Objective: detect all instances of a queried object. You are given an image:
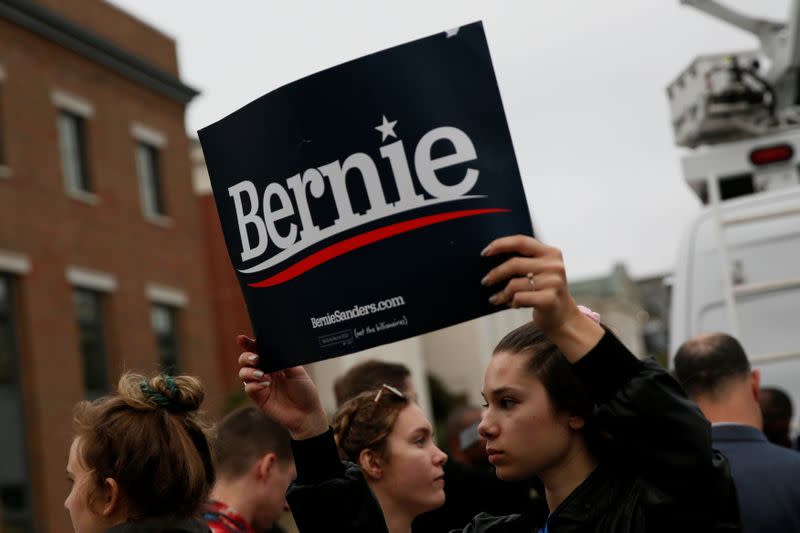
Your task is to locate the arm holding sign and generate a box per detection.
[238,336,328,441]
[238,337,388,533]
[481,235,738,530]
[479,234,605,361]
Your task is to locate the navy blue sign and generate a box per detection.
[198,21,533,371]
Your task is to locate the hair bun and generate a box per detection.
[332,388,408,462]
[118,373,204,413]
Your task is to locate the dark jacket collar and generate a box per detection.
[546,462,622,529]
[711,424,768,443]
[510,463,620,531]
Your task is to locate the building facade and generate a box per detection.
[569,262,654,359]
[0,1,222,530]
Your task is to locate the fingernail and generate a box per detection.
[481,275,490,286]
[261,381,271,388]
[248,354,258,362]
[480,245,491,257]
[488,294,499,305]
[253,370,264,379]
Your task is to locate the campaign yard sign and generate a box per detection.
[198,21,533,371]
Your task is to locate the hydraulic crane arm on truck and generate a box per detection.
[668,1,800,387]
[685,0,800,111]
[681,0,796,81]
[671,0,800,147]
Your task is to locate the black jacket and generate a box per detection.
[412,460,544,532]
[286,331,741,533]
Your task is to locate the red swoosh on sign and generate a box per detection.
[247,207,511,288]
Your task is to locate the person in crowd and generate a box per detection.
[326,385,447,532]
[334,360,536,531]
[674,333,800,533]
[444,407,486,467]
[239,235,740,532]
[205,406,295,533]
[65,373,214,533]
[334,359,417,405]
[758,386,794,448]
[412,406,543,532]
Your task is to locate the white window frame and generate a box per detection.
[66,266,117,293]
[132,123,171,226]
[131,123,167,149]
[51,89,94,118]
[52,89,97,204]
[145,282,188,308]
[0,250,31,275]
[0,64,9,179]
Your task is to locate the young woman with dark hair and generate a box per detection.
[64,373,215,533]
[239,235,740,533]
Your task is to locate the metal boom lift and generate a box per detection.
[668,1,800,367]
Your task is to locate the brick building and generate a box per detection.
[192,141,253,398]
[0,1,223,530]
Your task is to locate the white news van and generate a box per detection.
[669,135,800,397]
[667,2,800,411]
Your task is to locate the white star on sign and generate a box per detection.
[375,115,398,142]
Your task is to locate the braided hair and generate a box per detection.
[332,387,409,462]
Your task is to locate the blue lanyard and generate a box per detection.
[537,516,551,533]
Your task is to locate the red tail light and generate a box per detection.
[749,144,794,166]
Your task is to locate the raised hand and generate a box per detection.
[481,235,604,362]
[238,335,329,440]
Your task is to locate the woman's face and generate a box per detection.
[378,403,448,516]
[478,351,578,481]
[64,438,114,533]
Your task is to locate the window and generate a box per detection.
[136,142,165,216]
[0,65,7,177]
[145,283,186,374]
[0,274,34,532]
[0,277,14,384]
[58,110,91,194]
[52,89,93,197]
[131,123,168,221]
[152,304,180,374]
[67,267,114,398]
[73,289,109,398]
[0,78,7,174]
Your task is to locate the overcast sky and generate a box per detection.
[109,0,789,280]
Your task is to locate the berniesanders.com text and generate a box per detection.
[310,296,406,329]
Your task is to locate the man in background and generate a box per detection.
[674,332,800,533]
[205,406,295,533]
[759,386,794,448]
[334,359,416,405]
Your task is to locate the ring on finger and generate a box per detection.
[526,272,535,288]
